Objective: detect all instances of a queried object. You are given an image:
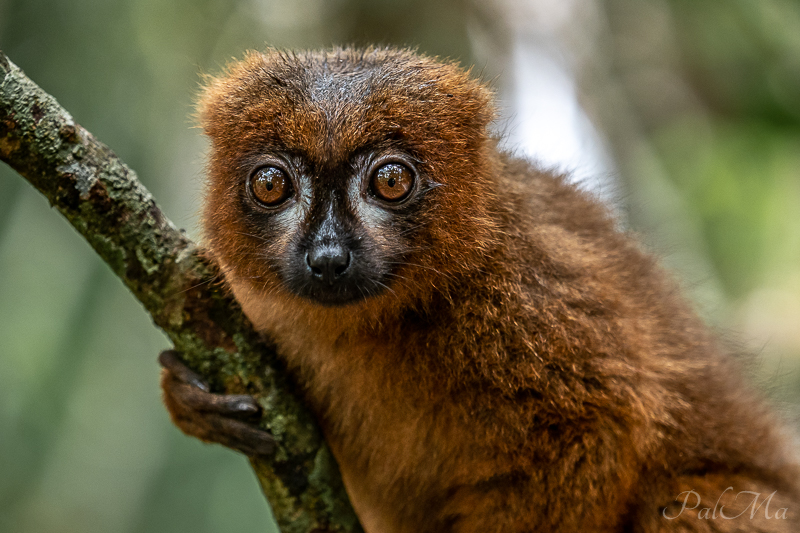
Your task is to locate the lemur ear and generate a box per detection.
[196,51,279,148]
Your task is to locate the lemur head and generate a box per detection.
[199,48,497,311]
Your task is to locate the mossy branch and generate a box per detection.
[0,51,362,533]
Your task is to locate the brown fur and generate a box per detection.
[196,47,799,532]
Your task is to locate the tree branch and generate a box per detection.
[0,51,361,533]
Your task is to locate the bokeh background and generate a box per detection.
[1,0,799,532]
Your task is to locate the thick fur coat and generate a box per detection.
[192,48,799,532]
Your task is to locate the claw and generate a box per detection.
[159,350,210,392]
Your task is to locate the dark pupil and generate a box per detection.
[388,177,396,188]
[265,180,274,191]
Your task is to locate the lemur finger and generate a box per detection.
[206,414,276,456]
[158,350,210,392]
[170,381,262,417]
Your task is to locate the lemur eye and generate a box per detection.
[249,166,292,207]
[370,163,414,202]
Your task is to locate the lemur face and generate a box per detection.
[199,48,496,309]
[235,145,438,306]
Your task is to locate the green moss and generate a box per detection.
[1,51,361,532]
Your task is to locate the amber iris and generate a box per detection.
[371,163,414,202]
[250,166,292,206]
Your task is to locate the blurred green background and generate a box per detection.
[1,0,798,532]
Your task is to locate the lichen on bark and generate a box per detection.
[0,50,362,533]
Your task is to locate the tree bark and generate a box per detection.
[0,51,362,533]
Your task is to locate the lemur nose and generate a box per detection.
[306,246,351,285]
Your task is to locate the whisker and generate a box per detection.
[234,231,272,243]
